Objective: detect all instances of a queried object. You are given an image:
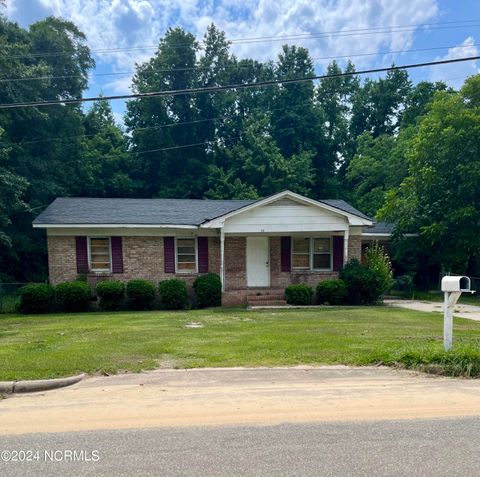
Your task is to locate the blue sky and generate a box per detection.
[5,0,480,124]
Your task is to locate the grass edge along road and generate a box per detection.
[1,306,480,381]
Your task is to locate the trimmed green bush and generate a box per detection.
[340,259,384,305]
[56,281,91,312]
[159,279,188,310]
[193,273,222,308]
[285,284,313,306]
[19,283,55,314]
[316,279,347,305]
[96,280,125,311]
[126,279,156,310]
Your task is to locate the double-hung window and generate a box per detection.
[292,238,310,270]
[312,238,331,269]
[176,238,197,273]
[89,237,111,272]
[292,237,332,271]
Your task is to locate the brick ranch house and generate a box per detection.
[33,190,388,306]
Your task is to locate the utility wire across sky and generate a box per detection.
[0,42,478,84]
[0,55,478,110]
[1,18,479,59]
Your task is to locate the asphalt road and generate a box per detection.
[1,417,480,477]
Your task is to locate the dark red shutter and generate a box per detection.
[280,236,291,272]
[198,237,209,273]
[111,236,124,273]
[164,237,175,273]
[75,236,89,274]
[333,236,344,271]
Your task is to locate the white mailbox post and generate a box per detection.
[441,276,475,351]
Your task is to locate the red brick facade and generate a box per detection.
[47,235,220,291]
[47,233,362,304]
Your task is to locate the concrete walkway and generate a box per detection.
[384,299,480,321]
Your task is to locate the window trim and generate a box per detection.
[291,236,333,272]
[87,236,112,273]
[175,237,198,274]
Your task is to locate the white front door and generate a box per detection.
[246,237,270,287]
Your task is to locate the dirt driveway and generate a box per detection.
[1,366,480,435]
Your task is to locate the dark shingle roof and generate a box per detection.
[320,200,371,221]
[33,197,255,226]
[362,221,394,234]
[33,196,372,226]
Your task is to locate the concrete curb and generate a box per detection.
[0,373,85,395]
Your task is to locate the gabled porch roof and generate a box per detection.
[201,190,374,229]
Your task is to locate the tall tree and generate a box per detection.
[126,28,204,198]
[0,16,94,281]
[80,99,137,197]
[316,60,360,185]
[346,129,412,216]
[0,128,28,248]
[350,68,411,139]
[206,116,314,198]
[271,45,330,196]
[380,75,480,273]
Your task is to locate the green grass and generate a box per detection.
[0,294,20,314]
[1,306,480,381]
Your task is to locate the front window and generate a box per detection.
[292,237,332,271]
[313,238,331,269]
[176,238,197,273]
[89,237,111,272]
[292,238,310,270]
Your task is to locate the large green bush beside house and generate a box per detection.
[55,281,91,312]
[159,279,188,310]
[19,283,55,314]
[96,280,125,311]
[285,284,314,306]
[126,279,156,310]
[316,279,348,305]
[193,273,222,308]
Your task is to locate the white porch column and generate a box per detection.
[343,228,349,265]
[220,228,225,292]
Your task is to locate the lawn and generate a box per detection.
[1,306,480,381]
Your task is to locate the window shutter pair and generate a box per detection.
[164,237,209,273]
[280,236,344,272]
[75,236,123,274]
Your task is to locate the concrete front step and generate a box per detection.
[247,294,285,302]
[249,300,288,307]
[247,290,287,307]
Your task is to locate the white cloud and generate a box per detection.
[430,36,479,89]
[7,0,440,93]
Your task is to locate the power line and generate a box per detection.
[1,42,478,84]
[9,70,473,148]
[18,98,318,145]
[2,19,479,60]
[0,55,478,110]
[20,116,220,144]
